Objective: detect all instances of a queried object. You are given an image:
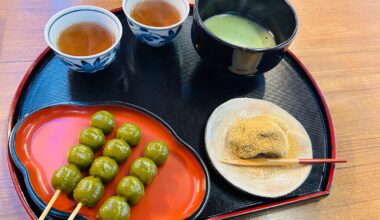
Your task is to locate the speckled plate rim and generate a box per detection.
[9,101,210,220]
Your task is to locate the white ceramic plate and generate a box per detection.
[205,98,312,198]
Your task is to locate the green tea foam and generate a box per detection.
[204,14,276,49]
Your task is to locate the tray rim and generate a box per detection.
[6,7,336,220]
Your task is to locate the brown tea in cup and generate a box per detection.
[131,0,180,27]
[58,22,115,56]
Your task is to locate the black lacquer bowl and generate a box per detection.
[192,0,298,75]
[7,7,335,219]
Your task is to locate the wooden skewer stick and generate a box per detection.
[38,189,61,220]
[68,202,83,220]
[220,158,347,166]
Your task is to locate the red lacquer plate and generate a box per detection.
[9,103,210,220]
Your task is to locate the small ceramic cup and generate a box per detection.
[122,0,190,47]
[44,6,123,73]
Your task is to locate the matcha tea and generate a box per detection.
[204,14,276,49]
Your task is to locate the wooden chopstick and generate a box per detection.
[220,158,347,166]
[299,158,347,164]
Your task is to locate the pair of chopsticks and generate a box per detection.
[220,158,347,166]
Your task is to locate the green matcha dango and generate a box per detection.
[79,127,105,151]
[116,123,141,146]
[90,110,115,134]
[143,141,169,166]
[130,157,157,185]
[67,144,94,170]
[98,196,130,220]
[116,176,144,205]
[103,139,131,164]
[51,164,82,194]
[89,156,119,183]
[73,176,104,207]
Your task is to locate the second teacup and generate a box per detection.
[122,0,190,47]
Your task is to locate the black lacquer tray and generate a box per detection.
[7,7,336,219]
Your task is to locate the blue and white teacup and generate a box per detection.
[44,6,123,73]
[122,0,190,47]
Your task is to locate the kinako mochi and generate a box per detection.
[227,115,289,159]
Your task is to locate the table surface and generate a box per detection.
[1,0,379,219]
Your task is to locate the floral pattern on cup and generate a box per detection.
[127,19,182,46]
[56,44,120,73]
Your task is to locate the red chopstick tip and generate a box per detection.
[299,158,347,164]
